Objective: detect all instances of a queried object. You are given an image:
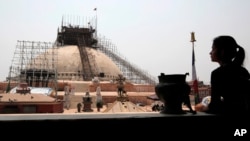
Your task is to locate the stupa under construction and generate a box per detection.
[6,16,157,91]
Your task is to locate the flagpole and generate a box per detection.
[94,8,97,39]
[190,32,200,105]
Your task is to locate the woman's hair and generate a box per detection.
[213,35,245,66]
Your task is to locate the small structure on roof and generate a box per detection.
[15,83,31,94]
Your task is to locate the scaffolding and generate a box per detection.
[56,16,98,81]
[7,15,157,87]
[56,16,157,84]
[8,41,58,89]
[97,35,157,85]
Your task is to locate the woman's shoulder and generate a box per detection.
[212,64,250,78]
[240,65,250,72]
[238,66,250,78]
[217,64,249,72]
[211,66,226,75]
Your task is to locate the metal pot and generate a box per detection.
[155,73,190,114]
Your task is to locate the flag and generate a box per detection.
[192,46,200,104]
[191,32,200,104]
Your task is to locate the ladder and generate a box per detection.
[77,36,94,81]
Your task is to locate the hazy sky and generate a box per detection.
[0,0,250,84]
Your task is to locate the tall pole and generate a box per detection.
[94,8,97,39]
[190,32,200,104]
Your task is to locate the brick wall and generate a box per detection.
[0,82,18,93]
[89,82,155,92]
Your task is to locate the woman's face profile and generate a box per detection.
[210,45,219,63]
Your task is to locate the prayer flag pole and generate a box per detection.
[190,32,200,104]
[93,7,97,39]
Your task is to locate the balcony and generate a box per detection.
[0,112,248,138]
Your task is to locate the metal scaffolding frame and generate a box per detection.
[7,15,157,87]
[8,41,58,88]
[97,35,157,85]
[55,15,157,84]
[56,16,98,81]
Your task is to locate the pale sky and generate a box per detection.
[0,0,250,84]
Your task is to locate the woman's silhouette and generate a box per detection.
[197,35,250,115]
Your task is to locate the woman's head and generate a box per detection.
[209,35,245,66]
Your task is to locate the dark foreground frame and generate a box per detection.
[0,112,249,139]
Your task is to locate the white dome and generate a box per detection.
[56,46,122,80]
